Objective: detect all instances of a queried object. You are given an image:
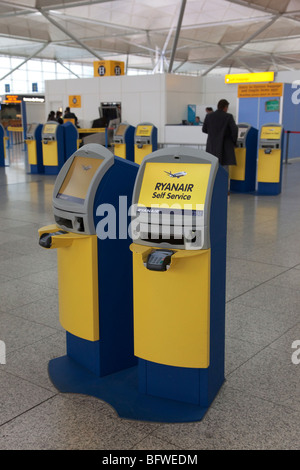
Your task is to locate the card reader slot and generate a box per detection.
[54,215,73,229]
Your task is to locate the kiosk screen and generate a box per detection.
[43,124,57,134]
[136,126,152,137]
[137,161,211,216]
[260,127,281,140]
[238,128,246,139]
[27,124,34,135]
[57,156,103,204]
[115,124,127,136]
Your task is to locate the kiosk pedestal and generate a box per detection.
[0,124,8,167]
[256,123,284,195]
[230,123,258,193]
[129,146,228,421]
[26,123,43,174]
[134,122,157,165]
[39,143,139,386]
[42,121,65,175]
[113,123,135,161]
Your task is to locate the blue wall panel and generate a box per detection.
[282,84,300,159]
[238,97,259,128]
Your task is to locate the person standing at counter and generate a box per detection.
[202,99,237,169]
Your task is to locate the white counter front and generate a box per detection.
[164,125,207,148]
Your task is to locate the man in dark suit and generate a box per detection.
[202,99,238,168]
[63,107,79,127]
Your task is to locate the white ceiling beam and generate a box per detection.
[168,0,187,73]
[55,58,81,78]
[201,14,280,76]
[0,42,49,81]
[38,8,104,60]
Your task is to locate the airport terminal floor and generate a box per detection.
[0,144,300,450]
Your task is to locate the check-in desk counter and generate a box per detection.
[164,124,208,149]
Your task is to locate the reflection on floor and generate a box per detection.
[0,145,300,449]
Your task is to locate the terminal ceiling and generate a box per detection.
[1,0,300,75]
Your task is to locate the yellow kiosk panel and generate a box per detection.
[230,148,246,181]
[257,149,281,183]
[27,140,37,165]
[137,162,211,213]
[42,141,58,166]
[131,244,210,368]
[57,156,103,203]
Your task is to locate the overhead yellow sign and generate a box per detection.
[69,95,81,108]
[93,60,124,77]
[137,162,211,213]
[225,72,274,84]
[238,83,283,98]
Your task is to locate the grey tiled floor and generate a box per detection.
[0,147,299,450]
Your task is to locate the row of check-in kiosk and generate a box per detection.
[0,119,284,196]
[35,119,285,423]
[0,120,158,175]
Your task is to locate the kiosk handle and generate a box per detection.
[39,230,68,249]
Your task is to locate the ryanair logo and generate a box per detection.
[164,170,187,178]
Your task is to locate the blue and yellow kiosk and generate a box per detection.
[42,121,65,174]
[42,120,78,174]
[134,122,157,165]
[256,123,284,195]
[39,143,138,385]
[0,123,8,167]
[229,123,258,193]
[113,122,135,161]
[25,123,43,174]
[129,146,228,421]
[62,121,79,161]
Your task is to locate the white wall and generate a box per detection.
[25,102,45,124]
[45,74,168,142]
[44,73,244,145]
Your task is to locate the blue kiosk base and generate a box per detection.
[48,356,213,423]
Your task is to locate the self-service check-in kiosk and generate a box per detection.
[42,121,65,174]
[0,123,8,167]
[229,123,258,193]
[134,122,157,165]
[25,123,43,174]
[113,123,135,161]
[129,146,228,422]
[38,143,139,388]
[63,121,79,161]
[256,123,284,195]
